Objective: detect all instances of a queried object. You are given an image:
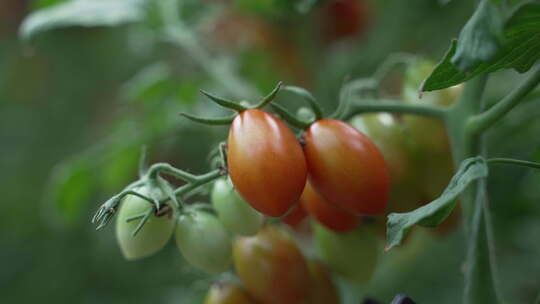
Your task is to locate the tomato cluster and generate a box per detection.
[227,109,390,229]
[205,225,340,304]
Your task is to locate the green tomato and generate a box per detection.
[211,178,265,236]
[115,186,176,261]
[313,222,379,285]
[350,113,423,213]
[402,58,461,200]
[175,208,232,274]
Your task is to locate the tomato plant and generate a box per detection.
[211,177,265,236]
[228,109,308,217]
[303,119,390,215]
[299,181,359,232]
[175,207,232,274]
[115,186,176,261]
[232,225,311,304]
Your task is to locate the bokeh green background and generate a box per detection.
[1,0,539,303]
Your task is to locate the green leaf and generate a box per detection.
[20,0,147,40]
[386,157,489,250]
[451,0,504,72]
[422,2,540,91]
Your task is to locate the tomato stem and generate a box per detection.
[282,85,324,120]
[200,89,248,112]
[179,112,235,125]
[341,102,447,120]
[487,158,540,170]
[271,103,311,129]
[252,81,283,109]
[467,65,540,135]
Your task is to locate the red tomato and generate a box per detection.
[321,0,370,42]
[282,203,308,228]
[303,119,390,215]
[233,226,311,304]
[300,182,359,232]
[228,109,307,217]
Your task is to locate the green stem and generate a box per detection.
[341,101,447,121]
[252,82,282,109]
[167,169,225,203]
[147,163,197,182]
[487,158,540,170]
[282,85,324,120]
[271,103,311,129]
[199,89,247,112]
[467,65,540,135]
[179,112,235,126]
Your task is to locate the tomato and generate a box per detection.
[300,182,359,232]
[233,226,311,304]
[303,119,390,215]
[282,203,308,228]
[313,223,378,284]
[204,281,258,304]
[115,186,176,261]
[228,109,307,217]
[175,208,232,273]
[349,113,424,213]
[211,177,265,236]
[402,59,461,200]
[307,260,340,304]
[320,0,370,42]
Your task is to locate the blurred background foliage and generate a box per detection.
[1,0,539,303]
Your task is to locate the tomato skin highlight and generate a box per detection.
[204,281,258,304]
[300,182,359,232]
[303,119,390,215]
[115,186,176,261]
[228,109,308,217]
[233,226,311,304]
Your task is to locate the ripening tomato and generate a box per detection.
[211,177,265,236]
[228,109,307,217]
[320,0,370,42]
[175,208,232,273]
[233,226,311,304]
[115,186,176,261]
[349,113,424,214]
[313,223,378,285]
[303,119,390,215]
[402,59,461,200]
[204,281,259,304]
[307,260,340,304]
[300,182,359,232]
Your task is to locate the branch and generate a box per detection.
[341,100,447,121]
[467,65,540,134]
[487,158,540,170]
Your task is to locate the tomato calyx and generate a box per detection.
[179,82,283,126]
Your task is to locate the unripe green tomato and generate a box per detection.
[402,58,461,200]
[349,113,424,213]
[313,222,378,285]
[211,177,265,236]
[204,281,259,304]
[115,186,176,261]
[296,107,315,123]
[175,208,232,274]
